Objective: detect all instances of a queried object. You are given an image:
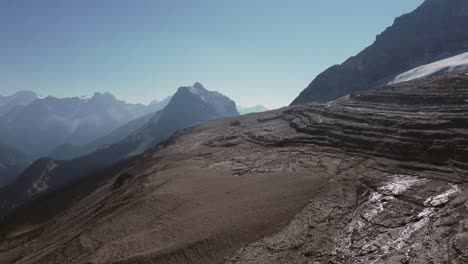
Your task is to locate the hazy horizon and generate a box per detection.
[1,0,424,108]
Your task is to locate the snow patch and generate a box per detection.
[393,214,431,250]
[361,175,425,222]
[417,208,434,218]
[389,52,468,84]
[424,184,460,206]
[379,175,426,195]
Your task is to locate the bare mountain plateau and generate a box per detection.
[1,73,468,263]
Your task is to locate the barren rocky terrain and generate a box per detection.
[1,73,468,263]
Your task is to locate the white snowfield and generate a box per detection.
[389,52,468,84]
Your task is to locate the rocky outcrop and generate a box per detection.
[292,0,468,105]
[1,73,468,263]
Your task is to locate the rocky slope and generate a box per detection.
[292,0,468,104]
[1,73,468,263]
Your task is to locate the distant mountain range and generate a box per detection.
[49,111,156,160]
[0,91,167,159]
[237,105,269,115]
[0,82,238,212]
[0,91,38,117]
[292,0,468,104]
[50,96,172,160]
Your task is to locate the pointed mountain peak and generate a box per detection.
[169,82,239,117]
[193,82,206,90]
[175,82,208,96]
[91,91,117,102]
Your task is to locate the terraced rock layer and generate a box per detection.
[1,73,468,263]
[227,73,468,263]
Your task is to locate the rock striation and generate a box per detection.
[1,73,468,263]
[227,72,468,263]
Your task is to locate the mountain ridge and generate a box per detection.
[292,0,468,104]
[0,83,239,215]
[0,91,161,159]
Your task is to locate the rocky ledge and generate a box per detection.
[1,73,468,264]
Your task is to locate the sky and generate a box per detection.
[0,0,424,109]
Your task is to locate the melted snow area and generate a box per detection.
[389,52,468,84]
[334,174,462,261]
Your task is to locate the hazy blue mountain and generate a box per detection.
[50,111,156,160]
[120,82,239,155]
[0,91,38,117]
[0,143,29,188]
[292,0,468,104]
[0,83,238,211]
[148,96,171,112]
[0,92,158,159]
[238,105,269,115]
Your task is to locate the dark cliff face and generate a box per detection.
[292,0,468,105]
[1,73,468,263]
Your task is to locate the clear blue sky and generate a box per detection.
[1,0,424,108]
